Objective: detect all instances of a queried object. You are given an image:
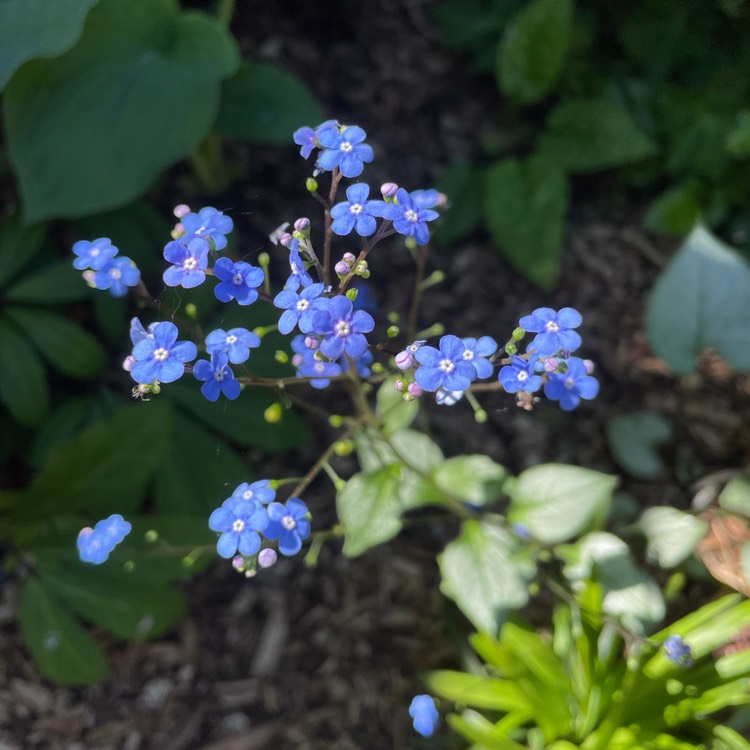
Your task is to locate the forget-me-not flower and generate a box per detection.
[312,295,374,360]
[543,356,599,410]
[205,327,261,364]
[94,256,140,297]
[213,257,264,305]
[461,336,498,379]
[209,498,269,558]
[163,237,210,288]
[193,351,241,402]
[409,695,439,737]
[73,237,118,271]
[274,283,330,335]
[264,498,311,556]
[414,335,476,392]
[498,355,542,393]
[331,184,386,237]
[520,307,583,356]
[130,321,198,384]
[181,207,233,250]
[383,188,439,246]
[316,125,374,178]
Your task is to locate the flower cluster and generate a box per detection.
[77,514,132,564]
[73,237,140,297]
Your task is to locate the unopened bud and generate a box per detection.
[171,223,185,239]
[258,548,278,568]
[474,408,488,424]
[343,252,356,263]
[173,204,190,218]
[583,359,595,374]
[82,270,96,286]
[231,555,245,571]
[405,236,417,250]
[543,357,559,373]
[304,335,320,350]
[294,217,310,231]
[334,260,350,276]
[394,379,406,392]
[346,288,358,302]
[354,261,368,276]
[395,350,414,370]
[279,232,292,248]
[381,182,398,197]
[435,192,449,209]
[122,355,136,372]
[185,303,198,319]
[292,353,304,368]
[264,402,283,423]
[386,325,400,338]
[333,439,354,456]
[407,382,423,398]
[512,327,525,341]
[329,414,344,428]
[306,177,319,192]
[505,342,518,355]
[258,251,270,269]
[274,350,289,364]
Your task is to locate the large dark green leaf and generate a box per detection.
[4,0,239,220]
[6,306,106,378]
[0,0,98,90]
[433,162,485,247]
[538,97,657,173]
[0,212,46,289]
[645,225,750,374]
[19,577,108,685]
[498,0,573,104]
[0,315,49,426]
[217,62,324,144]
[485,153,568,290]
[6,259,94,303]
[606,411,673,479]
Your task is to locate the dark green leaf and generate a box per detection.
[645,225,750,374]
[433,455,507,506]
[30,396,99,468]
[642,182,704,236]
[0,315,49,426]
[538,97,657,172]
[0,212,46,289]
[0,0,98,90]
[6,259,94,303]
[4,0,239,220]
[498,0,573,104]
[433,162,485,246]
[727,111,750,157]
[607,411,673,479]
[19,577,108,685]
[217,62,323,144]
[439,519,535,633]
[485,153,568,290]
[6,306,106,378]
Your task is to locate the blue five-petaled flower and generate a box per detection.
[414,335,477,392]
[193,350,241,402]
[312,296,374,360]
[180,207,233,250]
[520,307,582,356]
[383,188,439,246]
[205,327,261,364]
[316,125,374,178]
[130,321,197,384]
[331,184,385,237]
[264,498,311,556]
[209,497,270,558]
[163,237,210,288]
[213,256,264,305]
[274,283,330,335]
[543,356,599,411]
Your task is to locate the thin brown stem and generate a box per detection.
[323,169,343,286]
[407,244,428,340]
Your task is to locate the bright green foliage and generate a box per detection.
[646,226,750,374]
[719,471,750,516]
[607,411,673,479]
[640,507,708,569]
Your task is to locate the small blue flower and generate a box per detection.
[93,256,140,297]
[213,256,264,305]
[209,497,269,558]
[317,125,374,178]
[543,356,599,411]
[229,480,276,506]
[264,498,311,556]
[193,350,241,402]
[461,336,498,379]
[130,321,198,384]
[520,307,583,356]
[414,335,476,392]
[410,189,440,209]
[498,355,542,394]
[383,188,439,246]
[409,695,439,737]
[163,237,210,288]
[205,327,261,364]
[312,295,375,360]
[73,237,118,271]
[274,283,330,335]
[293,120,338,159]
[181,207,233,250]
[663,635,693,667]
[512,522,532,541]
[291,336,343,389]
[77,514,132,565]
[331,184,386,237]
[285,239,314,291]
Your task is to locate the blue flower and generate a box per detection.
[498,355,542,394]
[193,351,241,402]
[317,125,374,178]
[331,184,386,237]
[213,256,264,305]
[410,189,440,209]
[409,695,439,737]
[163,237,210,288]
[519,307,583,356]
[130,321,198,384]
[129,317,158,346]
[93,256,140,297]
[285,239,314,291]
[274,283,330,335]
[264,498,311,556]
[291,336,343,389]
[209,497,269,558]
[312,295,374,360]
[461,336,498,379]
[181,207,233,250]
[383,188,439,245]
[228,480,276,506]
[77,514,132,565]
[205,327,261,364]
[414,335,477,392]
[73,237,118,271]
[543,357,599,411]
[293,120,338,159]
[663,635,693,667]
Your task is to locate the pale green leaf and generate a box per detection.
[640,506,708,568]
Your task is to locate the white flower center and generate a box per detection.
[153,347,170,362]
[462,350,475,360]
[226,335,238,345]
[91,248,100,257]
[339,141,353,153]
[243,489,254,500]
[214,369,225,382]
[282,515,297,531]
[296,299,310,312]
[232,518,246,533]
[518,370,529,382]
[350,203,363,215]
[405,209,419,223]
[564,377,575,389]
[184,257,198,271]
[335,320,351,337]
[314,362,326,373]
[232,273,244,286]
[439,358,455,374]
[110,268,122,280]
[545,320,560,333]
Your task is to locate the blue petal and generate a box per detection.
[278,530,302,556]
[216,531,238,558]
[238,530,261,555]
[209,507,233,531]
[414,366,442,391]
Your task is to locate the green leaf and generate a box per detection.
[6,306,106,378]
[0,315,49,426]
[606,411,673,479]
[438,519,535,633]
[448,709,528,750]
[30,396,99,468]
[498,0,573,105]
[356,427,443,474]
[217,61,323,144]
[433,455,508,507]
[0,0,98,90]
[6,259,94,303]
[719,471,750,515]
[640,507,708,568]
[727,111,750,157]
[645,225,750,374]
[18,403,171,522]
[424,670,530,712]
[538,97,657,173]
[153,411,248,515]
[484,153,568,290]
[642,182,703,236]
[561,532,665,632]
[39,568,185,640]
[19,577,108,685]
[508,464,616,544]
[375,377,419,435]
[433,162,485,246]
[4,0,240,221]
[0,212,46,289]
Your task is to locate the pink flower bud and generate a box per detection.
[543,357,559,373]
[258,548,278,568]
[583,359,595,374]
[294,217,311,231]
[122,355,136,372]
[334,260,350,276]
[381,182,398,197]
[408,382,423,398]
[304,336,320,350]
[395,350,415,370]
[343,252,356,263]
[231,555,245,570]
[279,232,293,247]
[394,379,406,392]
[173,204,190,218]
[292,354,304,367]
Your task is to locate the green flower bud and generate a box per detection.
[306,177,318,192]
